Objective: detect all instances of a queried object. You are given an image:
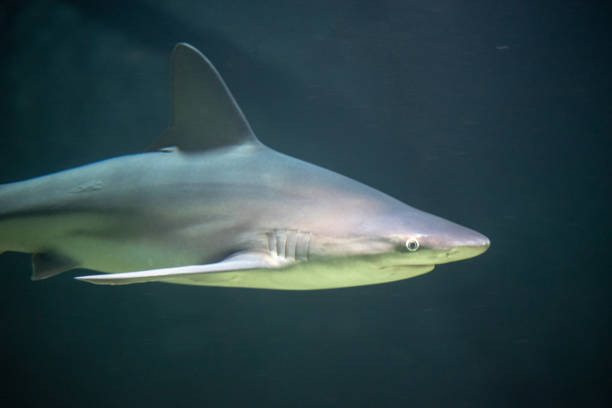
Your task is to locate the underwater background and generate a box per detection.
[0,0,610,407]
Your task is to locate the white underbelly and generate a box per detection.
[160,259,435,290]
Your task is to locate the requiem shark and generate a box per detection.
[0,43,490,290]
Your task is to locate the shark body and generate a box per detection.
[0,43,489,289]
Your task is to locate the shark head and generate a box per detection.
[289,179,490,278]
[253,196,491,289]
[377,204,491,267]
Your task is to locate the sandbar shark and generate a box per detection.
[0,43,490,290]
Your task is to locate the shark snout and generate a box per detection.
[443,228,490,262]
[459,230,490,249]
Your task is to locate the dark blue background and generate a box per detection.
[1,1,610,406]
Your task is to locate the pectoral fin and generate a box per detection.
[75,253,284,286]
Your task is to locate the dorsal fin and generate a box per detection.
[148,43,260,152]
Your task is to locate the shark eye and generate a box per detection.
[405,238,419,252]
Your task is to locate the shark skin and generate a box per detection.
[0,43,490,290]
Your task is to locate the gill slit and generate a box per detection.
[266,229,312,262]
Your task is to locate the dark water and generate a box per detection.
[1,1,610,406]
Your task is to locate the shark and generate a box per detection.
[0,43,490,290]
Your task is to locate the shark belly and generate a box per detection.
[158,259,435,290]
